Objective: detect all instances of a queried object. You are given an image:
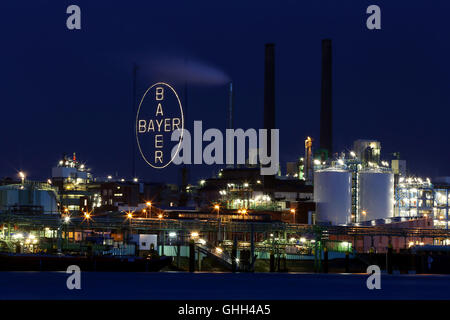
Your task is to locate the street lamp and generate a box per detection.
[361,210,367,222]
[124,210,134,241]
[158,213,163,230]
[290,208,296,224]
[18,171,25,184]
[146,201,152,218]
[82,210,92,225]
[191,232,199,239]
[214,204,220,219]
[214,204,221,244]
[62,207,71,225]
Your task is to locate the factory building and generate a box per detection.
[395,177,433,218]
[93,181,139,211]
[391,159,407,177]
[434,180,450,229]
[286,161,300,178]
[51,153,96,214]
[395,176,450,229]
[89,179,180,213]
[197,166,314,224]
[48,153,182,215]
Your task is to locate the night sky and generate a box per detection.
[1,1,449,184]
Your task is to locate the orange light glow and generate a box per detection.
[82,210,93,223]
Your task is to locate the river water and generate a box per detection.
[0,272,449,300]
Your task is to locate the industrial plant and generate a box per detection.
[0,39,449,275]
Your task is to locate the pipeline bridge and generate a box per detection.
[1,214,450,239]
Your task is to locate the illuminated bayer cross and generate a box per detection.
[136,82,184,169]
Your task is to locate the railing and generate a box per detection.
[196,241,233,267]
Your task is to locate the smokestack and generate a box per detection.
[263,43,276,186]
[228,82,234,130]
[227,82,234,168]
[320,39,332,157]
[132,63,138,179]
[264,44,275,134]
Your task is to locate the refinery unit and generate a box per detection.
[313,143,395,226]
[309,139,449,230]
[0,39,449,274]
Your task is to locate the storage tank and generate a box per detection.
[0,183,58,214]
[358,170,394,221]
[314,168,352,225]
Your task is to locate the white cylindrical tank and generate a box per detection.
[314,169,352,225]
[0,184,58,214]
[358,170,394,221]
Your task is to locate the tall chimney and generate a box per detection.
[227,82,234,168]
[132,63,138,179]
[228,82,234,130]
[320,39,332,157]
[263,43,276,185]
[264,43,275,134]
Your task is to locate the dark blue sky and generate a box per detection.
[1,0,449,184]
